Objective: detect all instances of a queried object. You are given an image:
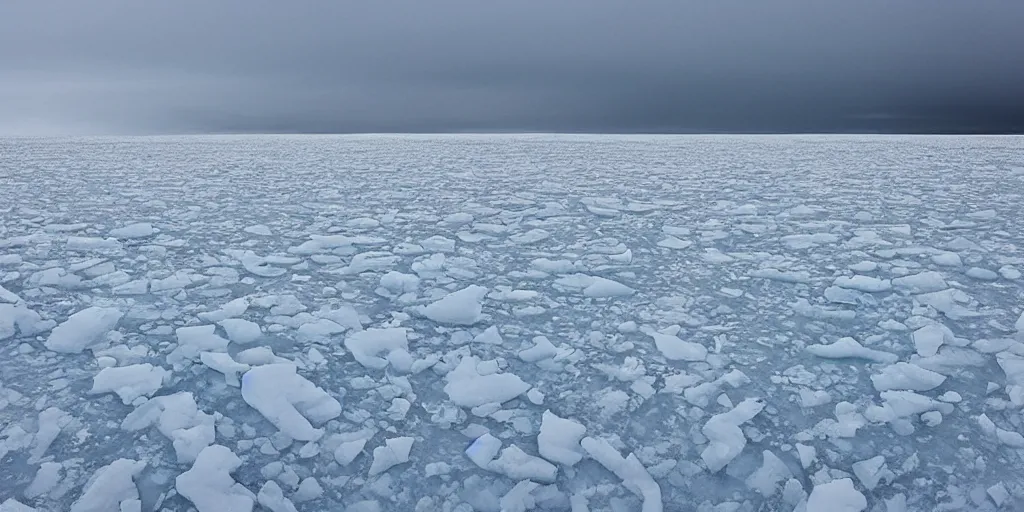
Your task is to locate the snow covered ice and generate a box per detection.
[2,134,1024,510]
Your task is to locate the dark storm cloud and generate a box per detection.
[1,0,1022,134]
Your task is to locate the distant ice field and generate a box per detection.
[1,135,1023,511]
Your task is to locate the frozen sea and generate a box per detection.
[1,134,1023,512]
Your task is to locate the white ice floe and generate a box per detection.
[700,398,765,472]
[257,481,298,512]
[519,336,559,363]
[198,297,250,322]
[244,224,272,236]
[344,327,408,370]
[657,236,692,249]
[168,325,230,366]
[0,304,54,340]
[45,306,123,353]
[911,323,953,357]
[833,275,891,293]
[806,478,866,512]
[379,271,421,294]
[474,325,504,345]
[745,451,791,497]
[241,363,342,441]
[176,445,255,512]
[852,456,894,491]
[891,271,947,293]
[418,285,489,325]
[488,444,558,483]
[444,355,531,407]
[121,392,215,463]
[870,363,946,391]
[89,363,169,404]
[69,459,145,512]
[334,438,368,466]
[218,318,262,344]
[581,436,662,512]
[200,352,251,386]
[368,437,415,476]
[805,337,897,364]
[537,410,587,466]
[109,222,155,239]
[648,329,707,362]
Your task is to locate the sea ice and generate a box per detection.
[45,306,123,353]
[89,363,169,404]
[241,363,342,441]
[175,445,255,512]
[418,285,489,325]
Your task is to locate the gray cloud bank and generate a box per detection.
[2,0,1022,135]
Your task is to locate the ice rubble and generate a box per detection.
[368,436,415,476]
[443,354,531,407]
[89,363,169,404]
[806,478,866,512]
[121,392,216,463]
[700,398,766,472]
[418,285,489,325]
[240,363,342,441]
[537,410,587,466]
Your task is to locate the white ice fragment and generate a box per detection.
[443,355,531,407]
[244,224,272,236]
[805,337,898,364]
[70,459,146,512]
[241,363,341,441]
[799,389,832,408]
[368,437,414,476]
[581,436,662,512]
[1,500,36,512]
[474,325,504,345]
[45,306,123,353]
[293,477,323,503]
[583,277,635,298]
[379,271,420,294]
[489,445,558,483]
[24,462,62,500]
[806,478,866,512]
[750,268,811,284]
[1015,311,1024,333]
[988,483,1010,507]
[1000,266,1022,280]
[537,410,587,466]
[466,433,503,468]
[0,304,55,340]
[931,252,962,267]
[921,411,942,427]
[966,267,999,281]
[176,445,255,512]
[200,352,251,387]
[219,319,262,344]
[519,336,558,363]
[120,392,215,463]
[334,438,367,466]
[657,236,692,249]
[169,325,230,365]
[198,297,250,322]
[795,444,816,469]
[997,351,1024,386]
[500,480,540,512]
[892,271,947,293]
[911,324,951,357]
[344,327,408,370]
[745,451,792,497]
[257,481,298,512]
[870,363,946,392]
[511,229,551,244]
[852,456,894,491]
[700,398,765,472]
[110,223,155,239]
[89,363,169,404]
[67,236,122,253]
[833,275,891,293]
[649,330,707,362]
[791,298,856,321]
[419,285,488,325]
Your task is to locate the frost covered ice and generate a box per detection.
[3,135,1024,511]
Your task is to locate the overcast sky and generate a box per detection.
[1,1,1022,135]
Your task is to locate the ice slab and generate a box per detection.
[89,363,169,404]
[418,285,489,325]
[806,337,898,364]
[176,445,255,512]
[537,410,587,466]
[344,327,409,370]
[241,363,342,441]
[649,330,708,362]
[700,398,765,472]
[45,307,123,353]
[581,436,662,512]
[806,478,866,512]
[121,392,216,463]
[70,459,145,512]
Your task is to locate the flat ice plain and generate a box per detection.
[1,134,1023,512]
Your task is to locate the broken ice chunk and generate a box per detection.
[241,363,342,441]
[175,445,255,512]
[120,392,215,463]
[109,223,155,239]
[443,355,531,407]
[745,451,792,497]
[488,445,557,483]
[168,325,230,366]
[418,285,488,325]
[537,410,587,466]
[334,438,367,466]
[257,481,298,512]
[806,478,866,512]
[581,436,662,512]
[833,275,891,293]
[852,456,894,491]
[89,363,169,404]
[911,324,951,357]
[70,459,146,512]
[805,337,897,364]
[870,363,946,392]
[700,398,765,472]
[892,271,947,294]
[466,433,503,468]
[519,336,558,363]
[200,352,251,387]
[583,277,635,298]
[649,330,707,362]
[368,437,414,476]
[45,306,123,353]
[219,319,262,344]
[344,328,409,370]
